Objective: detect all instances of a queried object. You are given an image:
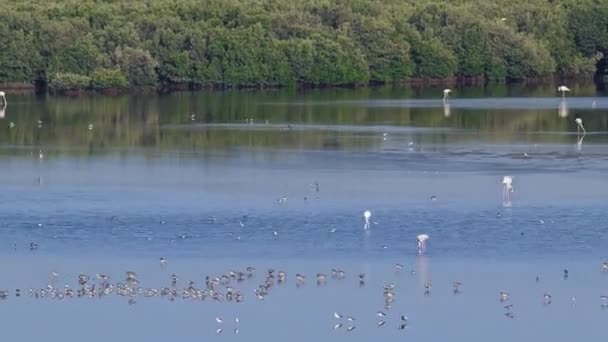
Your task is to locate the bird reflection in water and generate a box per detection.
[558,99,568,118]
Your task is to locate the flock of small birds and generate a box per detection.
[2,258,608,335]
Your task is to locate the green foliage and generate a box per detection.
[90,68,129,89]
[0,0,606,88]
[410,36,457,78]
[114,47,158,86]
[49,72,91,90]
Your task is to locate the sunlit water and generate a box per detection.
[0,83,607,341]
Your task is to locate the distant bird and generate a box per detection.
[347,316,355,322]
[376,311,387,317]
[377,320,386,327]
[88,124,94,131]
[416,234,429,254]
[424,282,432,296]
[363,210,371,230]
[500,17,507,21]
[333,312,342,319]
[443,89,451,101]
[453,281,462,294]
[504,304,514,310]
[160,258,167,269]
[500,291,510,302]
[504,312,515,319]
[346,326,356,332]
[575,117,586,135]
[216,317,223,324]
[502,176,513,203]
[333,323,343,330]
[0,91,6,105]
[543,293,552,305]
[602,261,608,271]
[563,269,568,280]
[558,85,570,98]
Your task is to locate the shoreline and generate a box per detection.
[1,74,600,96]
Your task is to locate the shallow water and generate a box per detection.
[0,83,607,341]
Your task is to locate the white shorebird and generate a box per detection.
[416,234,429,254]
[502,176,513,203]
[558,85,570,98]
[575,117,586,135]
[0,91,6,105]
[363,210,371,230]
[443,89,451,102]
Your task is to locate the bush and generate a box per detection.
[114,47,158,86]
[90,68,129,89]
[49,72,91,90]
[411,38,457,78]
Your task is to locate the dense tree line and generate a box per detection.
[0,0,607,90]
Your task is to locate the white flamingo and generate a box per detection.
[575,117,586,135]
[416,234,429,254]
[502,176,513,203]
[443,89,451,102]
[363,210,371,230]
[558,85,570,98]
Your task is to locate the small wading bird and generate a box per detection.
[417,234,429,255]
[443,89,451,102]
[558,85,570,98]
[502,176,513,204]
[0,91,6,105]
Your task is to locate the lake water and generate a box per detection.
[0,83,607,341]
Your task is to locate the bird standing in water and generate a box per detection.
[558,85,570,98]
[443,89,451,102]
[363,210,371,230]
[417,234,429,255]
[502,176,513,204]
[575,117,586,135]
